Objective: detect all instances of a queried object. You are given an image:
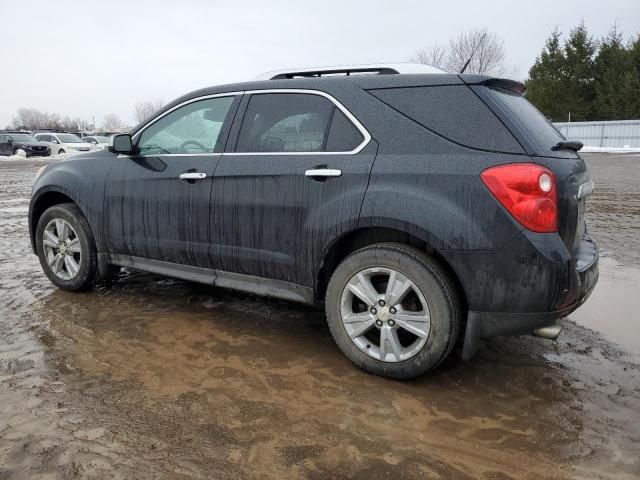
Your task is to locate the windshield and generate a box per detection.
[479,86,570,157]
[10,134,37,142]
[57,134,83,143]
[96,136,110,143]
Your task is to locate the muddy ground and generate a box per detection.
[0,153,639,479]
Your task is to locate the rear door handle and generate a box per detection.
[179,172,207,181]
[304,168,342,178]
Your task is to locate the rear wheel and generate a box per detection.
[325,243,461,379]
[35,203,98,291]
[58,149,65,154]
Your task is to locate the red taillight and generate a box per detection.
[480,163,557,233]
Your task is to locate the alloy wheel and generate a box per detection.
[42,218,82,280]
[340,267,431,362]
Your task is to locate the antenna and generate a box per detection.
[460,32,488,74]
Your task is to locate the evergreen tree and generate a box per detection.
[594,25,629,119]
[618,35,640,119]
[526,28,569,121]
[562,21,597,121]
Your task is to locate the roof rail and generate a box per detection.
[255,63,445,80]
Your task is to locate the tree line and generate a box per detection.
[527,23,640,122]
[6,100,163,132]
[413,23,639,122]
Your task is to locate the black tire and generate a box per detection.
[58,149,65,154]
[35,203,99,291]
[325,243,461,380]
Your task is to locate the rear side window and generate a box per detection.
[476,86,568,156]
[236,93,332,153]
[235,93,365,153]
[368,85,523,154]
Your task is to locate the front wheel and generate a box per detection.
[325,243,461,379]
[35,203,99,291]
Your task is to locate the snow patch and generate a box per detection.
[581,146,640,154]
[0,152,73,161]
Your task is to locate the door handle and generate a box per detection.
[179,172,207,181]
[304,168,342,178]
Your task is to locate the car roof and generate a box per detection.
[130,69,521,134]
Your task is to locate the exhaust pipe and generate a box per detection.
[533,324,563,341]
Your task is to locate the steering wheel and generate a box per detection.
[180,140,207,153]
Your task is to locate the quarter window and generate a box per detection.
[235,93,364,153]
[326,109,364,152]
[137,96,235,155]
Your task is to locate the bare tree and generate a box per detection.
[12,108,62,130]
[409,44,448,70]
[133,100,163,124]
[411,28,508,76]
[102,114,125,130]
[11,108,93,131]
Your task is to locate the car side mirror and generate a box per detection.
[109,134,134,155]
[7,138,12,144]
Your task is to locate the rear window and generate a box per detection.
[368,85,523,154]
[476,86,567,156]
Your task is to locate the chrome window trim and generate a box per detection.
[127,89,370,158]
[225,89,371,156]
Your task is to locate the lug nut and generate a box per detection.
[375,320,383,327]
[370,307,377,315]
[378,299,385,307]
[389,307,397,314]
[388,319,395,327]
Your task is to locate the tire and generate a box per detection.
[35,203,99,291]
[58,149,65,154]
[325,243,461,380]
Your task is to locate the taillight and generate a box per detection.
[480,163,557,233]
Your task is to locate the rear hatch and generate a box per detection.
[468,78,592,259]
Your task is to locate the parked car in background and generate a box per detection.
[83,135,111,149]
[32,132,93,154]
[0,133,50,157]
[29,64,598,379]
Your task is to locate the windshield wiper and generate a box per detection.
[551,140,583,152]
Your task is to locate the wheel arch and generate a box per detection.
[29,189,84,254]
[315,227,468,314]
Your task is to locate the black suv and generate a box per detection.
[0,133,51,157]
[29,65,598,379]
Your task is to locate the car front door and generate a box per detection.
[104,94,241,268]
[210,90,377,289]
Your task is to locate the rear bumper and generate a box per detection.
[447,233,599,360]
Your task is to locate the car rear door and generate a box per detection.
[103,94,241,268]
[209,90,377,288]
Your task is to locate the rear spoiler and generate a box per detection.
[459,75,527,95]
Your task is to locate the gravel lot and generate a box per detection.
[0,153,639,479]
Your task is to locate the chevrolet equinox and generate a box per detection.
[29,64,598,379]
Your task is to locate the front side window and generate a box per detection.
[236,93,337,153]
[138,96,235,155]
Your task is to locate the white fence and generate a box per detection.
[553,120,640,148]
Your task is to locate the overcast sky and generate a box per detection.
[1,0,638,128]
